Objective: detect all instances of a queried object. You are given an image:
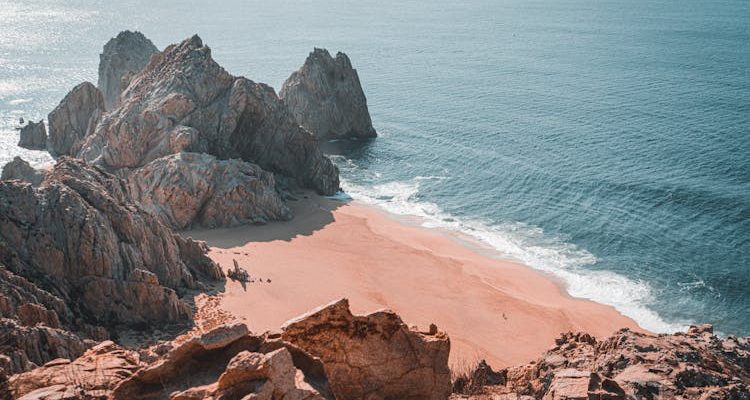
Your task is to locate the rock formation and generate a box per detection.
[1,157,46,186]
[8,323,334,399]
[34,32,345,230]
[9,340,140,399]
[77,34,339,195]
[282,298,452,400]
[126,152,291,230]
[17,120,47,150]
[451,325,750,400]
[47,82,105,156]
[0,257,97,374]
[9,302,456,400]
[0,318,92,375]
[281,48,376,140]
[0,157,222,371]
[0,157,222,327]
[98,30,159,109]
[110,323,332,400]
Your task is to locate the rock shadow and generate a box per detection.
[181,191,347,247]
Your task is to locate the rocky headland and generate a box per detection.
[1,31,748,400]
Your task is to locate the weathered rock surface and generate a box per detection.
[0,368,8,400]
[0,318,92,375]
[9,340,140,399]
[1,157,46,186]
[281,48,376,140]
[98,30,159,110]
[452,325,750,400]
[0,264,68,330]
[111,323,332,400]
[77,34,339,195]
[126,152,291,230]
[47,82,105,156]
[0,157,222,331]
[17,120,47,150]
[0,261,98,375]
[282,298,452,400]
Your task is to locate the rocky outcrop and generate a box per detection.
[98,30,159,109]
[126,152,291,230]
[47,82,105,156]
[1,157,45,186]
[9,340,140,399]
[0,264,69,330]
[77,35,339,195]
[282,298,452,400]
[281,48,376,140]
[10,294,749,400]
[0,318,92,375]
[111,323,332,400]
[7,322,332,400]
[0,262,97,374]
[0,368,8,400]
[17,120,47,150]
[452,325,750,400]
[8,302,455,400]
[0,157,222,332]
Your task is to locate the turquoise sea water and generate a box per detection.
[1,0,748,334]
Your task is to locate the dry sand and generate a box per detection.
[187,194,642,368]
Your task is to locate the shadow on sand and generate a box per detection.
[182,191,348,248]
[180,136,378,248]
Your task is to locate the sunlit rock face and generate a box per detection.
[78,35,339,195]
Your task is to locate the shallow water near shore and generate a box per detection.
[1,0,748,334]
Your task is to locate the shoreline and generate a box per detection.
[187,193,643,368]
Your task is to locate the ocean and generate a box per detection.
[1,0,748,335]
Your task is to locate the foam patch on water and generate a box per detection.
[339,175,688,333]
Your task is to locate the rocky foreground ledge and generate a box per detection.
[5,300,749,400]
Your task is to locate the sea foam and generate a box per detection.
[337,175,688,334]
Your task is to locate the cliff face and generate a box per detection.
[77,35,339,196]
[98,30,159,110]
[281,48,377,140]
[0,158,223,373]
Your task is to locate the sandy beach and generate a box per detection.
[187,194,642,368]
